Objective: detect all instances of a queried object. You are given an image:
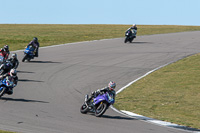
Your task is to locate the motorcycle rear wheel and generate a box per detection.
[129,37,134,43]
[95,102,108,117]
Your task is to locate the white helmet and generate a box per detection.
[10,69,17,77]
[132,24,136,27]
[11,53,17,59]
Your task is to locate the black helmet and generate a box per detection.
[33,37,38,43]
[4,45,9,51]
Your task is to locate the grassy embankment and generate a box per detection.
[0,24,200,133]
[1,24,200,51]
[0,131,14,133]
[114,54,200,129]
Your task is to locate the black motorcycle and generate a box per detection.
[0,60,13,75]
[124,29,136,43]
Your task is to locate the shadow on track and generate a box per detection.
[0,97,49,103]
[17,70,35,74]
[86,113,135,120]
[101,115,135,120]
[168,125,200,132]
[18,79,44,82]
[28,60,62,63]
[124,42,152,44]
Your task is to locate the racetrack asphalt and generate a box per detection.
[0,31,200,133]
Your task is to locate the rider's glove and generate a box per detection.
[95,89,101,94]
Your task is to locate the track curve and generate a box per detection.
[1,31,200,133]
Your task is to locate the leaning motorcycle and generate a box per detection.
[22,46,35,62]
[124,29,137,43]
[0,77,14,98]
[80,92,115,117]
[0,60,13,75]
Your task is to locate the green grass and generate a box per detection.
[1,24,200,51]
[114,53,200,129]
[0,24,200,132]
[0,130,15,133]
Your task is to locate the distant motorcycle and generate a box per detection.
[22,46,35,62]
[124,29,137,43]
[0,60,13,75]
[0,77,14,97]
[80,92,115,117]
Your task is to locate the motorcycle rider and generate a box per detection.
[0,45,10,60]
[86,81,116,104]
[125,24,138,38]
[7,53,19,69]
[27,37,39,57]
[0,69,18,95]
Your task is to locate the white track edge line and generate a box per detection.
[111,56,200,133]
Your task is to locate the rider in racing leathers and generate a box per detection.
[27,37,39,57]
[86,81,116,104]
[7,53,19,69]
[0,45,10,60]
[0,69,18,95]
[125,24,138,38]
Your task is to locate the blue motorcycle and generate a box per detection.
[80,92,115,117]
[0,77,14,98]
[22,46,35,62]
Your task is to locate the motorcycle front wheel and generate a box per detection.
[0,87,6,98]
[80,103,88,114]
[95,102,108,117]
[22,54,28,62]
[124,37,129,43]
[0,69,4,75]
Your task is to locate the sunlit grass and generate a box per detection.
[0,24,200,51]
[114,53,200,129]
[0,130,15,133]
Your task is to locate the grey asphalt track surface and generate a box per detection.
[0,31,200,133]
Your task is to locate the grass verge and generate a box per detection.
[1,24,200,51]
[0,130,14,133]
[114,53,200,129]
